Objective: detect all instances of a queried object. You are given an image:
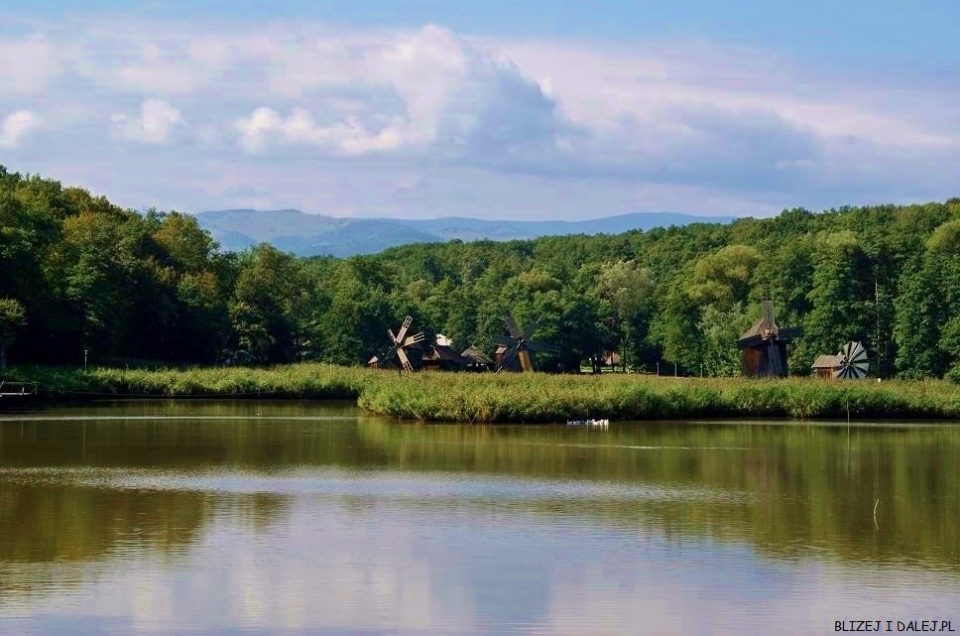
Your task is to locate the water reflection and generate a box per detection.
[0,401,957,634]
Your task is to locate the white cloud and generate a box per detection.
[1,18,958,216]
[495,38,960,151]
[111,99,184,144]
[235,107,404,154]
[0,38,62,94]
[112,44,205,94]
[0,110,41,148]
[234,25,565,160]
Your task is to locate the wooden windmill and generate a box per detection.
[736,299,802,377]
[371,315,425,371]
[495,316,543,373]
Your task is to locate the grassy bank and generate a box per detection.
[8,363,960,423]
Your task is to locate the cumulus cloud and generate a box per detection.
[234,25,568,161]
[0,110,41,148]
[236,107,404,154]
[111,99,184,144]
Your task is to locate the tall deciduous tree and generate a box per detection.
[805,231,874,362]
[228,244,302,364]
[0,298,26,368]
[597,260,654,371]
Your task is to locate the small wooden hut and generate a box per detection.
[461,346,495,372]
[422,345,469,371]
[811,354,843,378]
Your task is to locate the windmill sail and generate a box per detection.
[375,315,424,371]
[496,316,543,373]
[833,341,869,379]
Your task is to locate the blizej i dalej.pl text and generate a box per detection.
[836,620,954,633]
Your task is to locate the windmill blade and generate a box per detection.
[494,334,515,347]
[838,341,853,360]
[522,317,541,339]
[374,344,396,369]
[497,345,520,371]
[403,332,425,347]
[737,334,764,349]
[387,328,398,345]
[394,315,413,345]
[524,339,551,354]
[778,326,804,340]
[766,341,784,377]
[503,316,522,339]
[834,341,870,379]
[849,342,868,364]
[850,342,869,377]
[396,346,414,372]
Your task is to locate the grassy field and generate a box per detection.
[7,363,960,423]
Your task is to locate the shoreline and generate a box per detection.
[5,364,960,423]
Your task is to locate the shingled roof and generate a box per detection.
[811,354,842,369]
[461,345,494,365]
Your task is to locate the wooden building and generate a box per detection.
[811,354,843,378]
[460,346,495,372]
[736,299,802,378]
[421,345,469,371]
[493,344,509,368]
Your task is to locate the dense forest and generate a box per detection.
[2,165,960,380]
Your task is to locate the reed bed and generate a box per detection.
[10,364,960,422]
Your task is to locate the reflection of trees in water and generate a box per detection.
[0,401,368,470]
[0,482,289,599]
[0,484,212,564]
[355,419,960,569]
[0,403,333,598]
[0,401,956,597]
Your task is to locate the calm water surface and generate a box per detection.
[0,400,958,635]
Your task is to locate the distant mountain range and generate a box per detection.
[193,209,738,257]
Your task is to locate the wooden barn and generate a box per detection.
[811,354,843,378]
[421,344,469,371]
[460,346,495,372]
[736,300,802,378]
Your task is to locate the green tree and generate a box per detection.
[596,260,654,371]
[228,244,302,364]
[0,298,26,368]
[804,231,874,365]
[687,244,760,308]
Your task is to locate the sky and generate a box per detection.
[1,1,958,220]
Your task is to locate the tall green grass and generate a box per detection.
[10,364,960,422]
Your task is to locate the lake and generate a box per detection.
[0,401,957,635]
